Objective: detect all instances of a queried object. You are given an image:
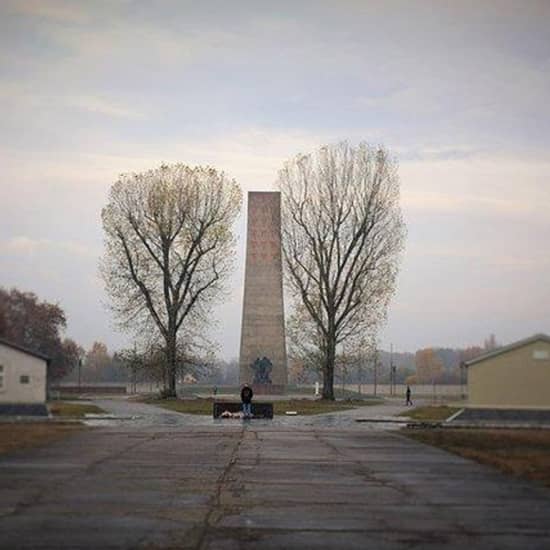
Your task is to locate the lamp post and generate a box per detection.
[357,358,362,396]
[389,343,394,396]
[341,362,345,395]
[78,356,83,392]
[460,362,466,400]
[373,348,378,397]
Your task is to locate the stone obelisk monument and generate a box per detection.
[239,191,287,394]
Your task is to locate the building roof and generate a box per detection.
[463,333,550,367]
[0,337,51,363]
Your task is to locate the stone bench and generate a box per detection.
[213,401,273,419]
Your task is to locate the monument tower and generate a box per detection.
[239,191,287,393]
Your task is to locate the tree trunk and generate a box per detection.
[164,331,177,398]
[322,337,336,400]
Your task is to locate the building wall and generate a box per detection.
[468,340,550,408]
[0,344,47,404]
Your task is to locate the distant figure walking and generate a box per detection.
[241,383,254,418]
[406,385,413,406]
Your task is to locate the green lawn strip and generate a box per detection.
[404,428,550,488]
[48,402,105,417]
[399,405,460,421]
[272,399,382,415]
[142,397,382,416]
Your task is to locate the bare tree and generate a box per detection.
[415,348,443,385]
[278,142,405,400]
[101,163,242,397]
[286,304,325,384]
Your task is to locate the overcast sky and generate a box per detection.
[1,0,549,357]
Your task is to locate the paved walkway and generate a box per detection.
[86,397,419,430]
[1,419,550,549]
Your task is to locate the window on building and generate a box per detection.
[533,350,550,360]
[20,375,30,384]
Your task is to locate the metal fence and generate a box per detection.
[344,383,466,398]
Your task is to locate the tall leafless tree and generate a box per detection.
[278,142,405,400]
[101,163,242,396]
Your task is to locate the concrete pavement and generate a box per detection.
[86,396,419,430]
[1,418,550,549]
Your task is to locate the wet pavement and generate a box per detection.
[1,399,550,549]
[86,397,414,431]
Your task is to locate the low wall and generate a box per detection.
[213,401,274,419]
[0,403,49,416]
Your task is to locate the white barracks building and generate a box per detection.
[0,338,49,407]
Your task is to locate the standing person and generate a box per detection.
[406,385,413,406]
[241,383,253,418]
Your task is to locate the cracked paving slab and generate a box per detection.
[1,419,550,549]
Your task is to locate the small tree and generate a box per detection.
[84,341,111,381]
[415,348,443,385]
[101,164,242,397]
[279,142,405,400]
[0,287,81,382]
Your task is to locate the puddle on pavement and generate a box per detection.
[82,413,402,430]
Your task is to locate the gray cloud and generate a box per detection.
[1,0,549,355]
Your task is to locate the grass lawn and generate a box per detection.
[399,405,461,421]
[48,401,105,417]
[177,384,366,399]
[178,385,317,397]
[273,398,381,415]
[142,397,382,416]
[405,428,550,488]
[0,424,85,456]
